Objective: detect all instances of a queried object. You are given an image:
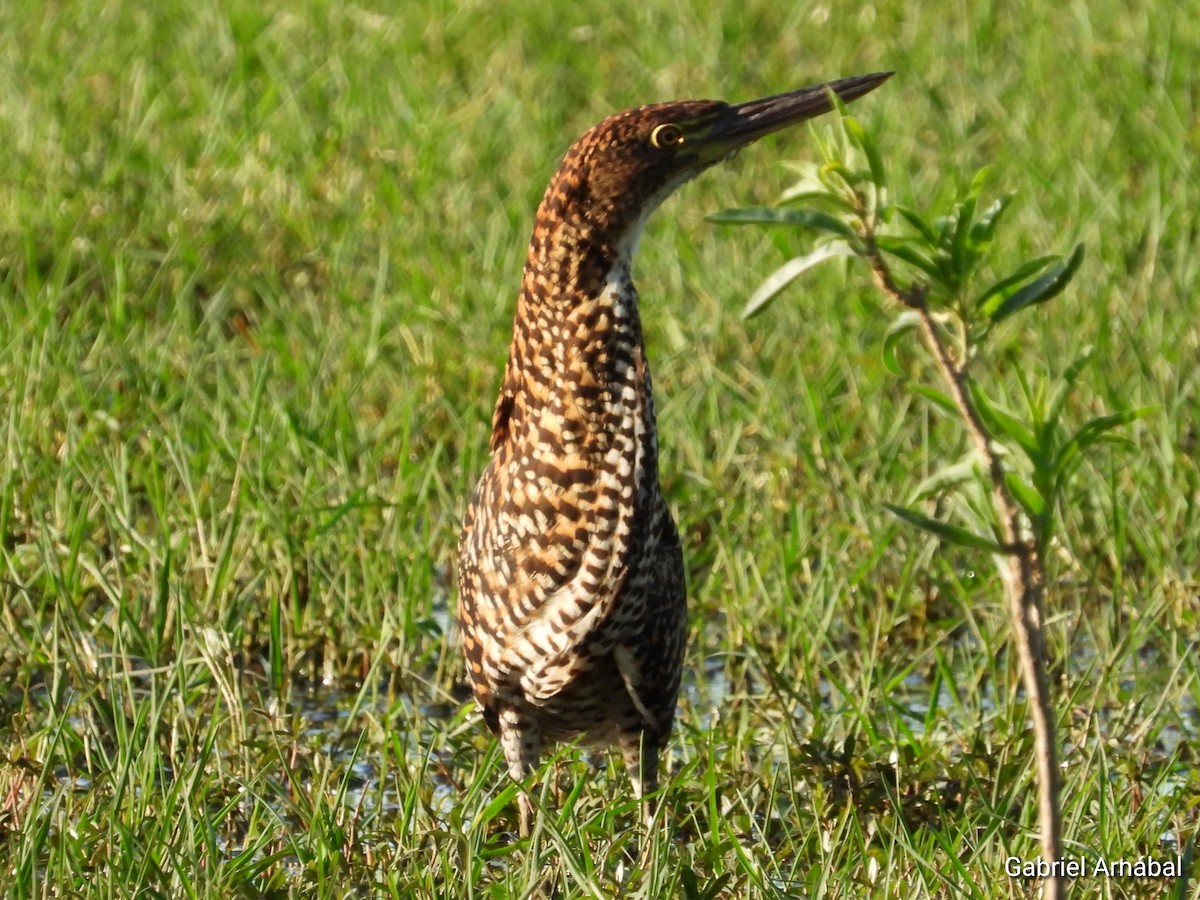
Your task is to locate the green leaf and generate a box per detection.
[819,160,856,184]
[875,235,942,279]
[706,206,858,240]
[989,244,1086,323]
[883,503,1005,553]
[1054,407,1150,477]
[974,254,1059,312]
[1005,472,1046,517]
[816,159,860,195]
[778,167,858,212]
[895,205,939,243]
[969,166,994,196]
[910,452,986,500]
[909,384,959,418]
[741,242,855,320]
[968,193,1014,252]
[844,116,886,189]
[933,213,955,251]
[968,382,1041,458]
[778,190,859,214]
[949,195,978,276]
[883,310,922,374]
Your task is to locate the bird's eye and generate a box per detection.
[650,123,684,148]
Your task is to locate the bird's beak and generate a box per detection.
[695,71,893,163]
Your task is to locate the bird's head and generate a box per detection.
[532,72,892,265]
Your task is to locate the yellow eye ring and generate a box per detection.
[650,123,684,148]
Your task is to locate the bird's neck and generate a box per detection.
[513,207,648,383]
[513,245,652,407]
[496,230,660,483]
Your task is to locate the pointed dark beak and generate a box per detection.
[698,72,893,159]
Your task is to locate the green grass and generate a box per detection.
[1,1,1197,897]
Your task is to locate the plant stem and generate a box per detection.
[864,234,1064,899]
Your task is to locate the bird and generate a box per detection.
[457,72,892,835]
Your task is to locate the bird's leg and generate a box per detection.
[620,731,660,828]
[499,706,540,837]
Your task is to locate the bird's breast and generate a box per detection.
[462,265,668,695]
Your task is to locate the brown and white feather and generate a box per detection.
[455,73,891,834]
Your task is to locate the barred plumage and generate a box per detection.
[457,72,891,834]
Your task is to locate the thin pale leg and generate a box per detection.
[620,731,660,828]
[499,706,540,836]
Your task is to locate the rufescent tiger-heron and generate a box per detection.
[457,72,892,835]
